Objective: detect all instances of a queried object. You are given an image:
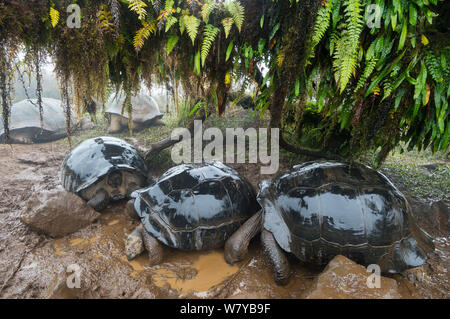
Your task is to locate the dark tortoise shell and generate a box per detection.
[258,161,434,274]
[131,161,260,251]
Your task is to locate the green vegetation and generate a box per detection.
[382,152,449,201]
[0,0,448,166]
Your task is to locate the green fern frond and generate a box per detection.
[201,1,218,24]
[332,0,364,92]
[329,31,339,55]
[425,49,444,83]
[166,34,179,56]
[345,0,363,45]
[128,0,148,21]
[184,15,201,45]
[133,20,156,51]
[226,0,245,32]
[382,79,393,100]
[221,18,233,39]
[50,7,60,28]
[201,24,220,66]
[179,15,186,35]
[165,16,178,32]
[308,0,333,60]
[165,0,175,11]
[333,36,357,91]
[355,57,377,91]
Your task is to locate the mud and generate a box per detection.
[0,142,449,299]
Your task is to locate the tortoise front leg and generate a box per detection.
[87,188,110,211]
[125,225,164,265]
[261,229,291,285]
[125,225,145,260]
[10,132,33,144]
[225,211,262,264]
[142,229,164,266]
[107,114,123,133]
[126,199,140,221]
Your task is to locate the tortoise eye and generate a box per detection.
[108,171,123,188]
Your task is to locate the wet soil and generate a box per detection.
[0,142,449,299]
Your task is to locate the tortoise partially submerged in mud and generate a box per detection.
[225,161,435,285]
[105,93,164,133]
[125,161,260,264]
[0,98,75,144]
[60,136,149,211]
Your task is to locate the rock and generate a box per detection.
[21,186,100,237]
[304,255,402,299]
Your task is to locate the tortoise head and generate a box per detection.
[388,233,433,274]
[384,205,435,273]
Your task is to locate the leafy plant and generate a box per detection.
[134,20,156,51]
[201,1,218,24]
[225,0,245,32]
[332,0,364,92]
[184,15,201,45]
[128,0,148,21]
[49,7,60,28]
[0,0,447,165]
[201,24,220,66]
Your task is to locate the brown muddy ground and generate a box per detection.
[0,142,449,299]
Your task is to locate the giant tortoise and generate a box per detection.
[0,98,75,144]
[105,93,164,133]
[125,161,260,265]
[60,136,149,211]
[225,161,435,285]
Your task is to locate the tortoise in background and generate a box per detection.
[125,161,260,265]
[105,93,164,133]
[60,136,148,211]
[225,161,435,285]
[0,98,75,144]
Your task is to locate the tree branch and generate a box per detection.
[144,106,207,160]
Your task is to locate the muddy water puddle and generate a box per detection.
[40,204,318,298]
[150,251,240,297]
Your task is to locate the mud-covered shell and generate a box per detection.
[258,161,434,273]
[61,136,148,196]
[0,98,75,142]
[105,93,162,123]
[132,161,260,251]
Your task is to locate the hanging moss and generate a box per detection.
[0,0,447,162]
[0,42,15,143]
